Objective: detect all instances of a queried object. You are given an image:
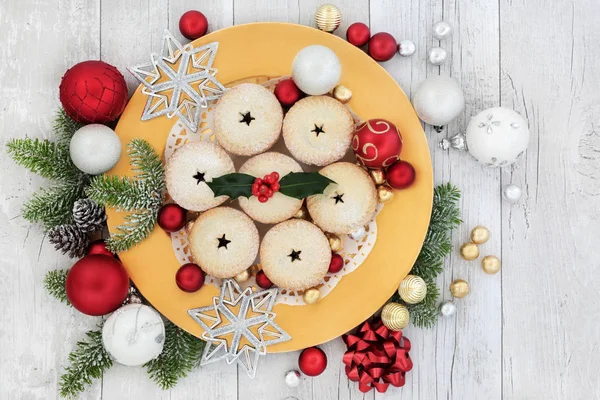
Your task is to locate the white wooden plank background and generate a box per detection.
[1,0,599,399]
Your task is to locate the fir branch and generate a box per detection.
[86,175,161,212]
[22,184,85,229]
[128,138,165,191]
[59,328,113,399]
[53,108,83,147]
[43,269,70,305]
[406,279,440,328]
[144,321,206,390]
[106,208,157,253]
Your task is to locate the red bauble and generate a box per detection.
[386,160,416,190]
[274,79,303,108]
[179,11,208,40]
[346,23,371,47]
[352,119,403,168]
[157,204,187,233]
[175,263,205,292]
[299,347,328,377]
[368,32,398,62]
[328,253,344,273]
[59,61,128,124]
[255,270,273,289]
[87,239,114,257]
[66,255,129,316]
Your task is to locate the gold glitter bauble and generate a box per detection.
[450,279,470,298]
[234,269,251,283]
[326,233,344,252]
[314,4,341,33]
[332,85,352,103]
[381,303,410,330]
[377,184,394,203]
[470,225,490,244]
[481,255,501,274]
[293,207,309,220]
[303,287,321,304]
[398,275,427,304]
[369,168,386,185]
[460,242,479,260]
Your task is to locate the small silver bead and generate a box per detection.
[433,21,453,40]
[428,47,447,65]
[439,301,457,317]
[397,39,416,57]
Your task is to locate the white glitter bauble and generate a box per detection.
[284,369,302,388]
[466,107,529,167]
[439,301,457,317]
[102,304,165,367]
[412,76,465,127]
[433,21,453,40]
[503,184,522,203]
[397,39,416,57]
[69,124,122,175]
[348,226,366,241]
[292,45,341,95]
[428,47,447,65]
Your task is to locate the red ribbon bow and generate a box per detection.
[342,318,413,393]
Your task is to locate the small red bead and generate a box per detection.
[258,195,268,203]
[271,171,280,181]
[271,182,280,192]
[328,253,344,273]
[255,270,273,289]
[175,263,205,293]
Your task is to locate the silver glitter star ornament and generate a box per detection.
[188,279,291,379]
[128,29,226,133]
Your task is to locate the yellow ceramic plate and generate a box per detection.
[108,22,432,352]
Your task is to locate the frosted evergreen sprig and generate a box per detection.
[22,184,85,229]
[43,269,70,305]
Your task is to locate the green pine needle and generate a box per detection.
[59,328,113,399]
[22,184,85,229]
[129,138,165,191]
[53,109,83,147]
[144,321,206,390]
[43,269,70,305]
[86,175,160,212]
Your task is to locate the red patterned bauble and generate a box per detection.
[255,270,273,289]
[368,32,397,62]
[352,119,403,168]
[179,10,208,40]
[157,204,187,233]
[87,239,114,257]
[274,79,303,108]
[346,22,371,47]
[386,160,416,190]
[59,61,128,124]
[299,347,328,376]
[175,263,205,292]
[66,255,129,316]
[328,253,344,273]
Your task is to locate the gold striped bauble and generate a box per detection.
[381,302,410,331]
[315,4,342,33]
[398,275,427,304]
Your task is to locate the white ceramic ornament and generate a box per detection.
[292,45,341,95]
[466,107,529,167]
[412,76,464,128]
[70,124,122,175]
[102,304,165,367]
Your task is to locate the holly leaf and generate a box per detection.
[206,173,255,200]
[279,172,336,199]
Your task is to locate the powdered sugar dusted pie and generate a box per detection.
[214,83,283,156]
[188,207,259,278]
[165,141,234,212]
[306,162,377,234]
[282,95,354,166]
[260,219,331,291]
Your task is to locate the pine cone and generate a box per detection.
[73,198,106,233]
[48,224,90,258]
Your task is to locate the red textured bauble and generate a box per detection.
[346,22,371,47]
[255,270,273,289]
[87,239,114,257]
[386,160,416,190]
[179,10,208,40]
[59,61,128,124]
[175,263,205,292]
[157,203,187,233]
[328,253,344,273]
[368,32,398,62]
[274,79,303,108]
[66,255,129,316]
[352,119,403,168]
[299,347,328,377]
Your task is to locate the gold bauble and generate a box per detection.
[470,225,490,244]
[377,184,395,203]
[326,233,344,252]
[381,303,410,330]
[481,255,501,274]
[303,287,321,304]
[293,206,309,220]
[234,269,251,283]
[398,275,427,304]
[184,220,195,235]
[460,242,479,260]
[248,264,261,276]
[332,85,352,104]
[450,279,470,298]
[369,168,386,185]
[314,4,341,33]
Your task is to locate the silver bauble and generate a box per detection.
[285,370,302,388]
[439,301,457,317]
[412,76,465,127]
[433,21,453,40]
[397,39,416,57]
[348,226,366,241]
[503,184,522,203]
[428,47,447,65]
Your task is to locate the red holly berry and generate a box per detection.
[271,182,280,192]
[266,188,274,198]
[254,178,263,186]
[259,185,269,195]
[258,195,268,203]
[265,174,276,185]
[271,172,280,181]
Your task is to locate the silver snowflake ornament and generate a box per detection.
[188,279,291,379]
[128,29,226,133]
